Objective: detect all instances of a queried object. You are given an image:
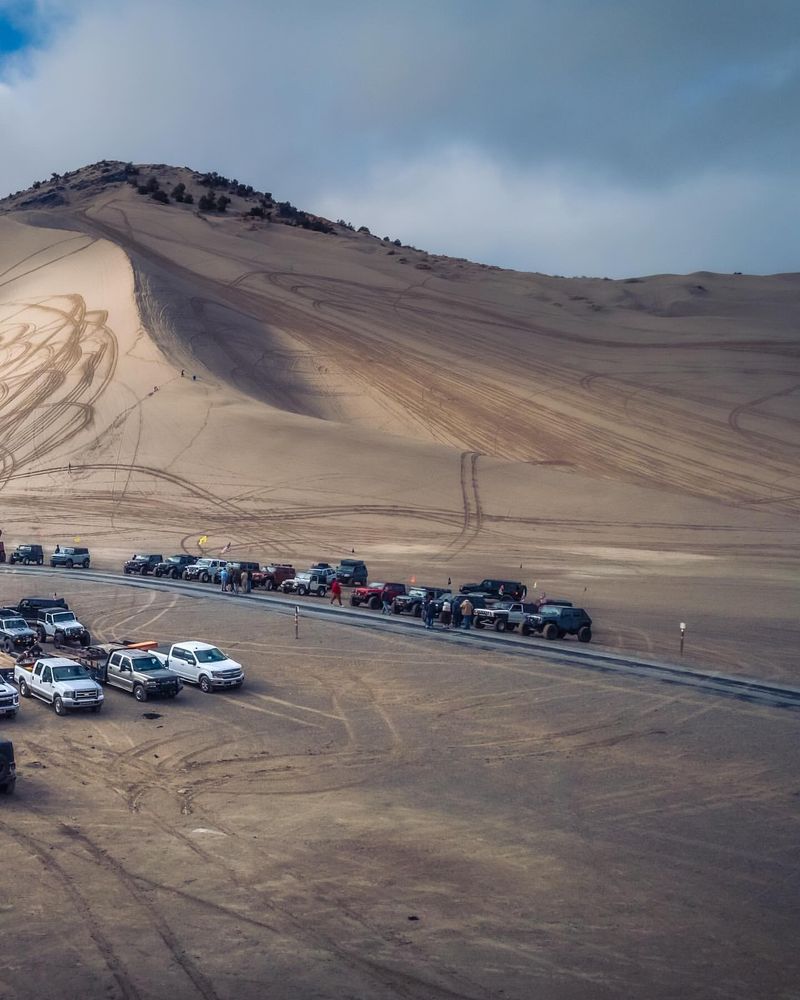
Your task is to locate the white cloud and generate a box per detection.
[0,0,797,276]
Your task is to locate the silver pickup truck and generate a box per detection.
[474,601,538,632]
[83,644,183,701]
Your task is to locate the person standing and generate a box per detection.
[241,569,250,594]
[219,565,228,592]
[460,596,474,630]
[381,586,392,614]
[330,577,343,606]
[423,594,436,630]
[440,597,452,629]
[231,567,240,595]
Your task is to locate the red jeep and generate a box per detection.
[252,564,296,590]
[350,582,407,610]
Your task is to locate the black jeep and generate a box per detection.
[154,554,197,578]
[123,554,163,575]
[393,586,450,617]
[9,544,44,566]
[521,605,592,642]
[335,559,368,586]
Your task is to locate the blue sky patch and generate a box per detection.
[0,12,29,58]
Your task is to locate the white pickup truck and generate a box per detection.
[153,641,244,693]
[473,601,539,632]
[15,656,103,715]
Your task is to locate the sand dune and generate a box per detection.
[0,162,798,676]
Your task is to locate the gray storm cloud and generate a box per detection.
[0,0,797,276]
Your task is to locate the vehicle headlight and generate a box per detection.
[146,680,158,688]
[65,689,76,699]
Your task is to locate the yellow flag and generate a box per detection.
[73,536,81,543]
[198,535,208,546]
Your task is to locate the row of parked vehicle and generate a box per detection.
[122,554,370,590]
[0,542,91,568]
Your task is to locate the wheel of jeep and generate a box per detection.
[134,684,147,702]
[474,618,485,629]
[369,596,381,610]
[82,559,90,569]
[577,626,592,643]
[199,675,212,694]
[80,633,91,648]
[494,619,506,632]
[36,626,46,643]
[171,569,180,579]
[54,630,65,648]
[3,639,12,653]
[37,558,43,565]
[521,622,531,636]
[53,695,66,716]
[317,587,327,597]
[200,571,209,583]
[297,585,308,596]
[124,566,131,574]
[350,596,358,606]
[22,558,29,566]
[182,570,189,580]
[18,679,29,698]
[392,602,401,614]
[265,579,274,590]
[543,623,559,640]
[140,566,149,575]
[65,559,74,568]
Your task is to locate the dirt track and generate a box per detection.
[1,576,798,1000]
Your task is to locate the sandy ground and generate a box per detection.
[0,173,798,681]
[0,576,798,1000]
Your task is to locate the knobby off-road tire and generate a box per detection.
[543,623,560,640]
[369,596,381,610]
[317,587,327,597]
[474,619,485,629]
[3,639,12,653]
[200,571,210,583]
[297,586,308,596]
[577,626,592,643]
[494,619,507,632]
[265,579,275,590]
[54,631,65,648]
[65,559,74,568]
[82,559,90,569]
[520,622,531,636]
[350,596,358,607]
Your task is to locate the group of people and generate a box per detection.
[219,565,252,594]
[422,594,474,630]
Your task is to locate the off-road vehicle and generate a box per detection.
[0,740,16,793]
[50,546,91,569]
[280,572,329,597]
[9,544,44,566]
[335,559,368,586]
[460,578,527,600]
[154,554,197,578]
[36,609,91,648]
[123,553,163,575]
[392,586,450,617]
[0,675,19,720]
[252,563,296,590]
[474,601,539,632]
[350,582,407,609]
[212,560,260,584]
[521,605,592,642]
[0,613,38,654]
[183,558,227,582]
[15,656,103,714]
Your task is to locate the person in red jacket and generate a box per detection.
[330,577,343,606]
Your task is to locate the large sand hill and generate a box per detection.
[0,163,798,677]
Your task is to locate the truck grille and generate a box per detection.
[75,690,98,701]
[0,696,15,707]
[219,670,240,679]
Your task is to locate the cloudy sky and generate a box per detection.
[1,0,798,277]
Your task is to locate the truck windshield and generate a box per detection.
[51,612,77,623]
[53,665,91,680]
[134,656,165,672]
[194,647,226,663]
[1,618,28,630]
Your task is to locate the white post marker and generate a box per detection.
[680,622,686,656]
[295,605,300,641]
